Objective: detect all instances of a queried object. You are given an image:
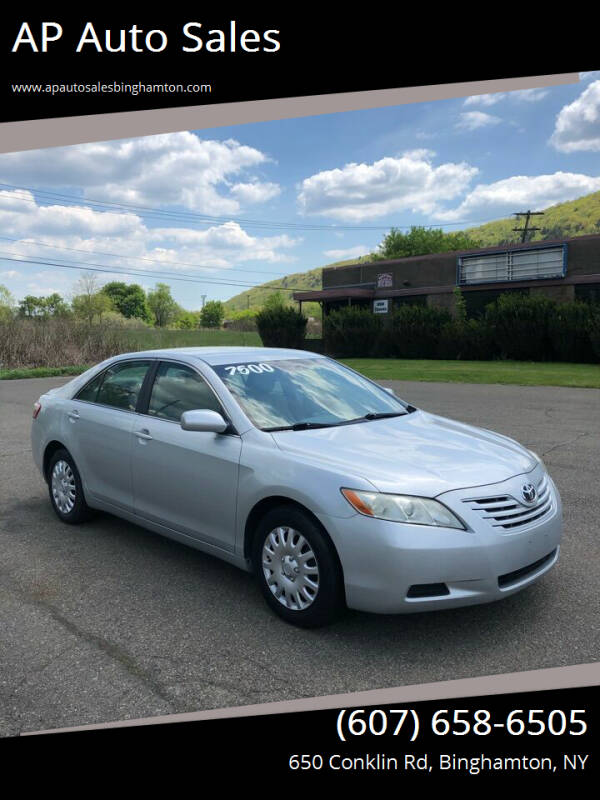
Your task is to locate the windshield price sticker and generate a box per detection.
[223,363,275,375]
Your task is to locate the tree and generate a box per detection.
[72,291,113,324]
[101,281,150,321]
[72,273,113,324]
[373,226,481,260]
[0,284,15,322]
[43,293,70,317]
[263,291,287,311]
[147,282,178,327]
[18,295,40,317]
[174,310,202,329]
[17,293,69,318]
[200,300,225,328]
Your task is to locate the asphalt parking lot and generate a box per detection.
[0,375,598,736]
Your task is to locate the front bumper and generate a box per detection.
[321,467,562,614]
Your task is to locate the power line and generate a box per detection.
[0,234,291,278]
[0,182,504,233]
[0,253,304,291]
[0,184,399,231]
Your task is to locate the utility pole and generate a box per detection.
[200,294,206,308]
[513,210,544,243]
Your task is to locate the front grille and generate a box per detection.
[462,474,552,530]
[498,549,557,588]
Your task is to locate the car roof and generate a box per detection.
[109,346,324,367]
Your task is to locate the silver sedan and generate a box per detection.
[31,347,562,627]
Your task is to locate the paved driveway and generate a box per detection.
[0,376,598,736]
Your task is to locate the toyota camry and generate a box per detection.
[31,347,562,627]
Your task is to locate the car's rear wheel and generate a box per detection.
[48,449,91,524]
[252,505,345,627]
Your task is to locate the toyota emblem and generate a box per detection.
[521,483,537,504]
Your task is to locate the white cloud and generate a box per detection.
[0,190,300,280]
[0,270,20,278]
[297,151,478,222]
[464,93,506,107]
[323,245,369,260]
[509,88,548,102]
[550,80,600,152]
[0,132,280,214]
[401,148,436,160]
[456,111,502,131]
[434,172,600,222]
[230,181,281,204]
[464,88,547,107]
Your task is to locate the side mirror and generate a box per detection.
[180,409,228,433]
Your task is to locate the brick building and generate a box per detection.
[293,233,600,319]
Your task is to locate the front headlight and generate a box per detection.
[341,488,466,530]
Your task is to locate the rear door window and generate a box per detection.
[75,371,105,403]
[88,361,152,411]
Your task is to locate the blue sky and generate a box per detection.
[0,72,599,309]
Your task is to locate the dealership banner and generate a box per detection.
[2,666,598,783]
[0,7,598,786]
[0,11,592,136]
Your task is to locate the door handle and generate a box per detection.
[134,429,153,441]
[67,410,79,422]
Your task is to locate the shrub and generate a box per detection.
[0,317,132,369]
[386,305,451,359]
[438,317,494,360]
[323,306,383,357]
[588,306,600,362]
[225,308,258,332]
[547,302,596,363]
[485,293,553,361]
[101,311,150,329]
[200,300,225,329]
[173,310,202,329]
[256,306,308,349]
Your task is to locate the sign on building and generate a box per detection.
[376,272,393,288]
[457,244,566,285]
[373,299,389,314]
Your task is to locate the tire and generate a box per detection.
[47,448,91,524]
[252,505,345,628]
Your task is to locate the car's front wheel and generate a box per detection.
[252,505,345,627]
[47,448,91,524]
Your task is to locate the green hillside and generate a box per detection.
[224,257,373,316]
[225,191,600,314]
[464,190,600,246]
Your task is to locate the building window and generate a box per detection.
[457,244,566,286]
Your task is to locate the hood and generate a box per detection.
[270,410,536,497]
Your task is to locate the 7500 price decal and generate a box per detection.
[335,708,587,741]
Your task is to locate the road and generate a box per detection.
[0,376,598,736]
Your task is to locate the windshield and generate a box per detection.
[211,357,409,431]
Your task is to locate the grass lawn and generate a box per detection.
[0,365,90,380]
[1,347,598,388]
[341,359,600,388]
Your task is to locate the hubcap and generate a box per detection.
[51,460,76,515]
[262,526,320,611]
